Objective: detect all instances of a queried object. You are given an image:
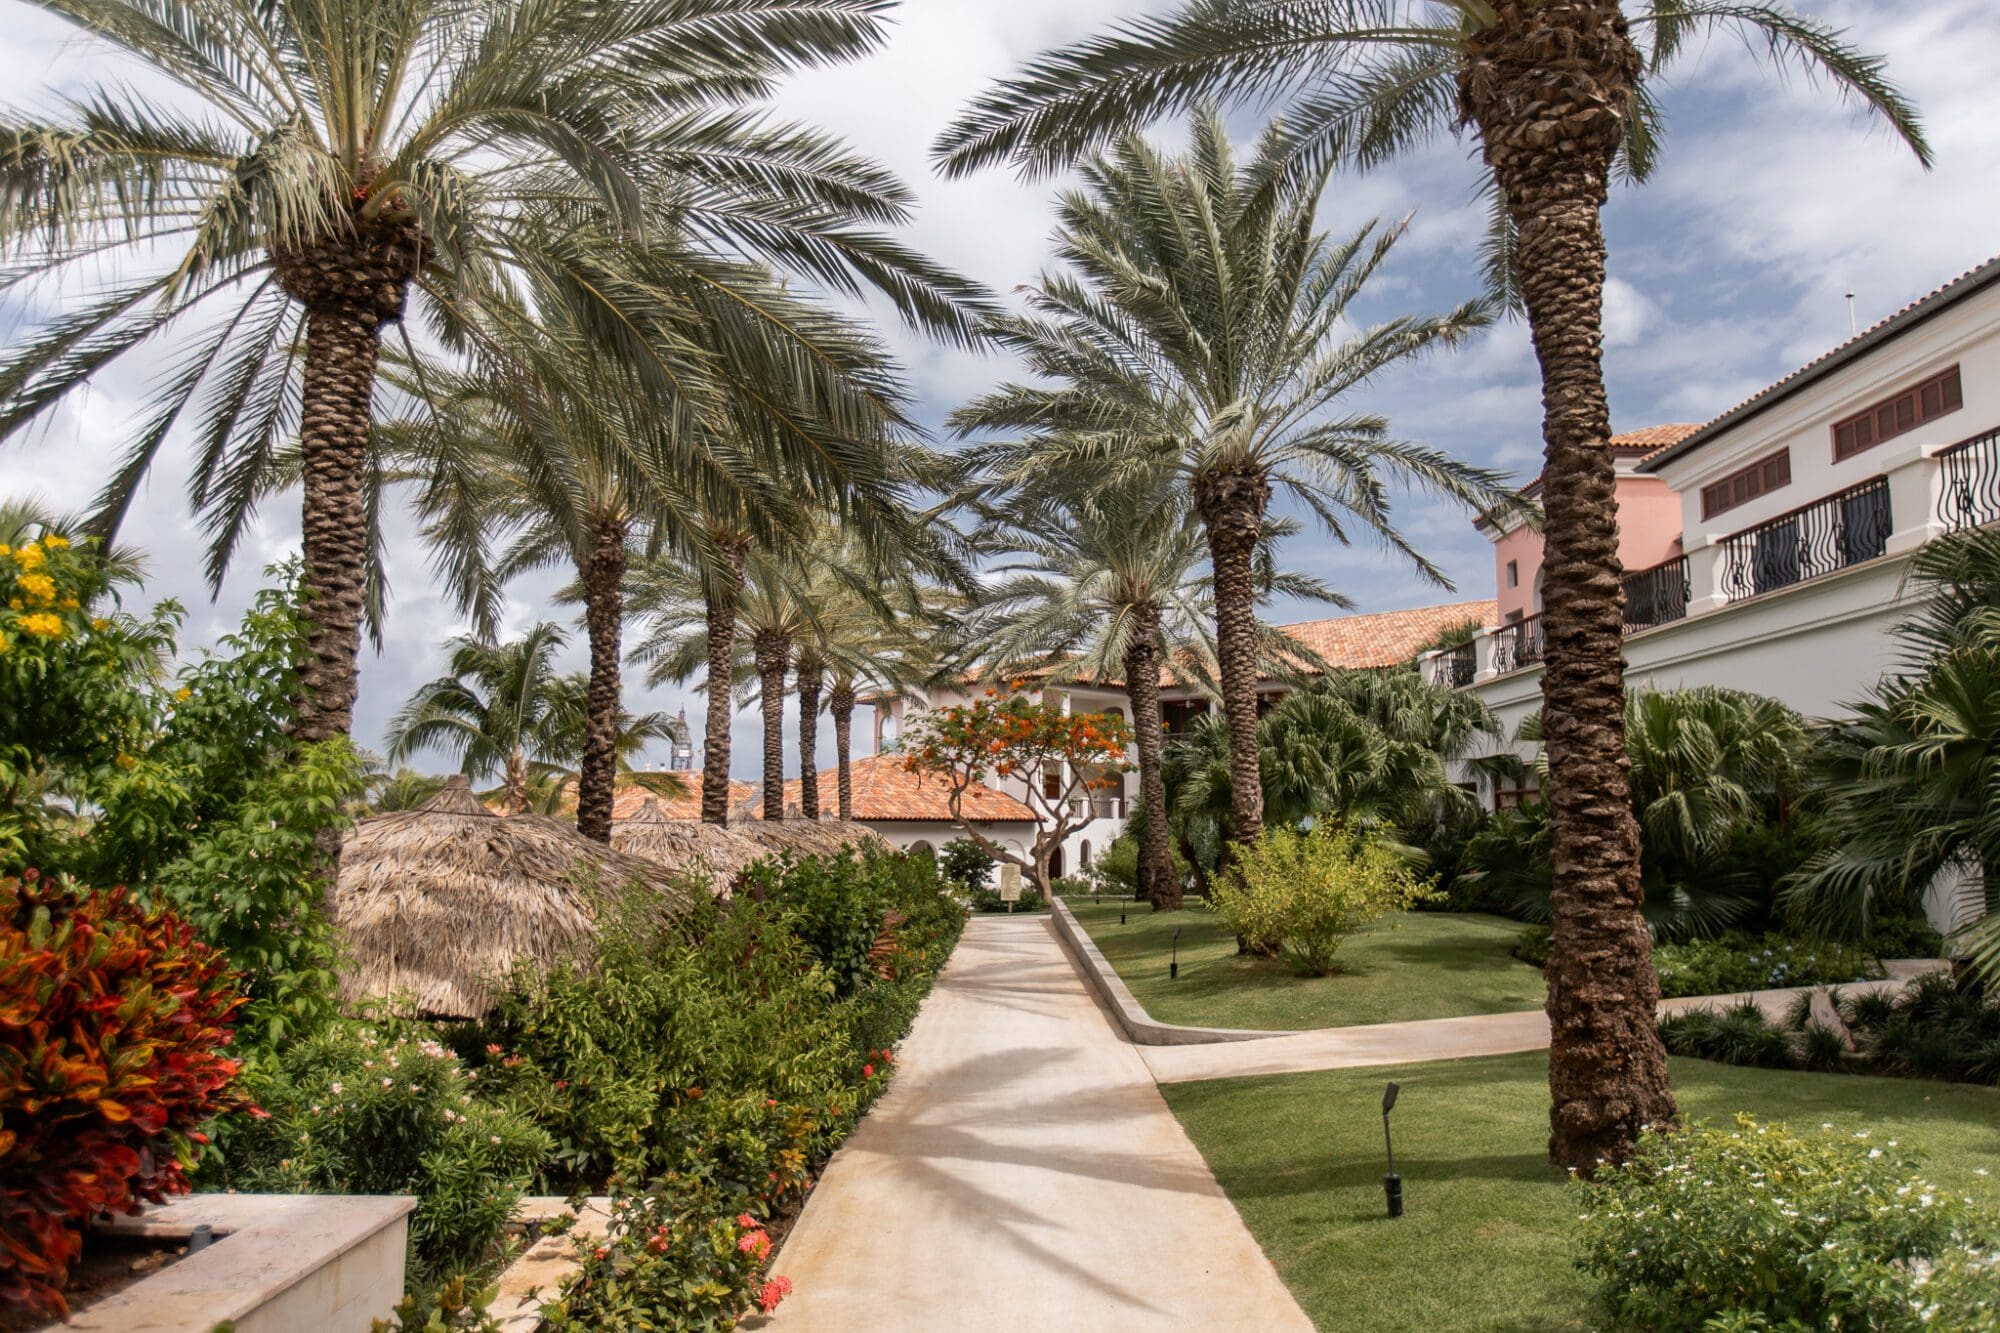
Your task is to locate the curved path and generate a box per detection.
[762,916,1312,1333]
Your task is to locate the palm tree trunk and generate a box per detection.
[504,749,527,816]
[701,537,747,825]
[1123,606,1178,910]
[1193,463,1271,849]
[576,516,628,843]
[829,680,857,821]
[796,658,823,820]
[753,629,791,820]
[276,221,420,749]
[1463,0,1675,1174]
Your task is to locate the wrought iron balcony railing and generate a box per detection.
[1621,555,1690,633]
[1428,642,1476,688]
[1492,613,1546,674]
[1937,427,2000,533]
[1719,477,1891,602]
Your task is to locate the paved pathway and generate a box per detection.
[1136,965,1938,1086]
[763,916,1312,1333]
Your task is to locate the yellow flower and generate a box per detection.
[17,573,55,604]
[42,534,68,549]
[13,544,43,570]
[0,633,9,654]
[115,752,136,770]
[92,617,110,630]
[174,687,192,703]
[0,544,9,559]
[17,612,64,638]
[57,596,79,611]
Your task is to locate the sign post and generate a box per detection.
[998,864,1022,913]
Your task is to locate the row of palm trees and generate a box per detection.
[0,0,1926,1174]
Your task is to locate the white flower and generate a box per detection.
[329,1081,343,1095]
[381,1077,394,1088]
[489,1135,502,1145]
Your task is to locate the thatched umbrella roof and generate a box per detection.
[736,816,892,860]
[335,775,698,1019]
[610,798,769,886]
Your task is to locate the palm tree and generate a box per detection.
[935,0,1926,1172]
[0,0,987,749]
[1783,530,2000,980]
[386,624,679,815]
[967,471,1221,909]
[951,111,1504,860]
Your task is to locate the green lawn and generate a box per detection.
[1164,1053,2000,1332]
[1067,899,1544,1031]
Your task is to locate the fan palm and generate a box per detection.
[968,470,1241,909]
[950,108,1506,857]
[0,0,987,749]
[385,623,679,815]
[936,0,1927,1171]
[1783,530,2000,981]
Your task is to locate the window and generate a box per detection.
[1042,769,1061,800]
[1701,449,1792,520]
[1505,609,1523,624]
[1505,559,1518,588]
[1832,365,1961,461]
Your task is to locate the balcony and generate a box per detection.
[1621,555,1690,631]
[1492,614,1546,673]
[1937,427,2000,532]
[1718,477,1891,602]
[1426,642,1476,688]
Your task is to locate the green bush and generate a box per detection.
[1209,825,1436,976]
[968,883,1045,913]
[1843,971,2000,1085]
[216,1020,549,1284]
[1578,1115,2000,1330]
[1868,915,1947,960]
[1511,923,1552,968]
[937,836,995,891]
[1651,931,1880,999]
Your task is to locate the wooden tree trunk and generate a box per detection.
[753,629,790,820]
[701,538,747,825]
[1462,0,1676,1173]
[1193,464,1272,849]
[830,680,856,821]
[796,658,823,820]
[1123,606,1179,909]
[576,516,628,843]
[503,749,527,816]
[274,218,421,750]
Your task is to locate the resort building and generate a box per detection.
[1424,254,2000,933]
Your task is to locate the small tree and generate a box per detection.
[900,691,1131,896]
[1210,825,1435,976]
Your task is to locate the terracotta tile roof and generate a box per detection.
[1642,253,2000,473]
[1609,423,1703,457]
[754,753,1036,824]
[1272,599,1498,671]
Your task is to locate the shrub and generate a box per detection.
[937,837,995,891]
[0,872,251,1317]
[1511,923,1552,968]
[1209,825,1436,976]
[1651,931,1880,1000]
[1868,915,1947,960]
[1577,1114,2000,1331]
[1843,970,2000,1085]
[539,1182,792,1331]
[216,1020,549,1283]
[1657,1001,1798,1068]
[968,883,1045,913]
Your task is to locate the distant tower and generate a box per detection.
[670,708,696,772]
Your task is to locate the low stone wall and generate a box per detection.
[1048,896,1276,1047]
[74,1193,414,1332]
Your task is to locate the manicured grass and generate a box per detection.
[1066,899,1544,1031]
[1163,1052,2000,1332]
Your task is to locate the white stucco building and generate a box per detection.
[1423,253,2000,933]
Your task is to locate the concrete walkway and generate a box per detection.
[764,916,1312,1333]
[1136,965,1939,1085]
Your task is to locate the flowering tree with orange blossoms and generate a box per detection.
[900,689,1132,896]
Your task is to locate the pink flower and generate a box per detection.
[737,1231,771,1260]
[485,1043,503,1056]
[736,1213,757,1229]
[758,1276,794,1313]
[862,1064,875,1079]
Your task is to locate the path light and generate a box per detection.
[1170,926,1182,980]
[1381,1082,1403,1219]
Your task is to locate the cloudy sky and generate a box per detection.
[4,0,1998,780]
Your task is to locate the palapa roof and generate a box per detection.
[610,797,770,884]
[750,753,1036,825]
[732,810,898,856]
[335,775,700,1020]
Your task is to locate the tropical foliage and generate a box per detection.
[1209,824,1435,976]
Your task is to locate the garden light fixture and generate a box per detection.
[1381,1082,1403,1218]
[1170,926,1182,980]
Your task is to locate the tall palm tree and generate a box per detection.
[967,471,1221,909]
[393,258,918,840]
[386,624,679,815]
[951,109,1505,853]
[935,0,1927,1172]
[0,0,987,748]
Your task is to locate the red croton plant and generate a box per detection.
[0,869,253,1317]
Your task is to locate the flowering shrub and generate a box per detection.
[1577,1115,2000,1330]
[1210,825,1437,975]
[539,1184,793,1330]
[217,1021,550,1282]
[0,872,250,1317]
[1650,931,1880,1000]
